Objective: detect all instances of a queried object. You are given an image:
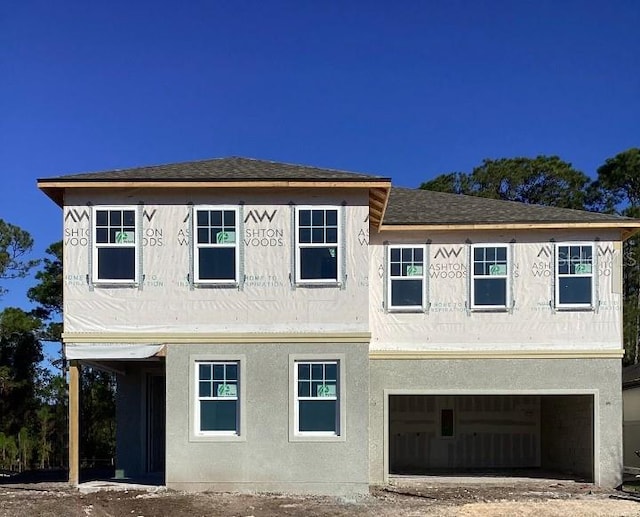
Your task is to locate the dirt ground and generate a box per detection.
[1,479,639,517]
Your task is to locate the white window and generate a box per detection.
[295,361,340,435]
[388,245,426,311]
[295,207,340,283]
[555,243,594,309]
[195,361,240,435]
[471,244,509,309]
[92,206,138,284]
[193,207,238,284]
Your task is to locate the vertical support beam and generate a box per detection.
[68,360,80,485]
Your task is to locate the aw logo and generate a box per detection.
[537,246,552,258]
[434,247,463,259]
[244,210,277,224]
[65,209,90,223]
[143,209,157,222]
[598,245,615,257]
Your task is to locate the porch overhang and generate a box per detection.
[64,343,165,360]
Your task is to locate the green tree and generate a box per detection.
[422,156,597,210]
[27,241,62,343]
[0,220,38,297]
[596,148,640,364]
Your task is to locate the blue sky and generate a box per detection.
[1,0,639,330]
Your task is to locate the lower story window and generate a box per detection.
[196,361,239,435]
[295,361,339,435]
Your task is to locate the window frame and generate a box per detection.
[387,244,428,312]
[190,354,246,442]
[470,243,511,311]
[91,205,139,285]
[289,353,346,442]
[294,206,342,285]
[192,205,240,285]
[554,242,595,310]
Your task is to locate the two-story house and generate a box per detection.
[38,157,640,494]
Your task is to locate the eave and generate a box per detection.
[37,178,392,210]
[380,221,640,241]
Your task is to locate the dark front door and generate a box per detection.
[146,373,166,473]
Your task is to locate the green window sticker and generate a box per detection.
[216,231,236,244]
[328,248,336,258]
[489,264,507,276]
[574,263,592,274]
[217,384,237,397]
[115,231,135,244]
[405,265,423,276]
[317,384,336,397]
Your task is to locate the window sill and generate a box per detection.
[289,433,345,443]
[554,305,595,312]
[190,433,245,443]
[387,307,427,313]
[470,307,510,313]
[193,282,239,289]
[92,281,138,288]
[295,281,342,288]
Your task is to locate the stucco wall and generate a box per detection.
[165,342,369,495]
[370,358,622,487]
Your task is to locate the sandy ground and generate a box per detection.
[1,479,639,516]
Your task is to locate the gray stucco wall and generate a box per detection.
[165,343,369,495]
[370,358,622,488]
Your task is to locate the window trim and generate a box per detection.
[470,243,511,311]
[192,205,240,286]
[387,244,428,312]
[294,206,342,285]
[289,353,346,442]
[189,354,246,442]
[91,205,140,285]
[554,242,596,310]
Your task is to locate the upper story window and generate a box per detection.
[388,245,426,311]
[295,207,340,284]
[93,207,138,284]
[194,207,238,284]
[471,244,509,309]
[555,244,594,309]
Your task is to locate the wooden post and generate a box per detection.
[68,360,80,485]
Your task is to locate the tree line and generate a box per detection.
[421,147,640,364]
[0,237,114,474]
[0,147,638,473]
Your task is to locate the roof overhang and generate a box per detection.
[37,179,392,208]
[380,221,640,240]
[64,343,165,360]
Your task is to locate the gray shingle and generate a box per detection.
[384,187,631,224]
[41,156,388,182]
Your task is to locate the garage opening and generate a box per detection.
[389,394,594,481]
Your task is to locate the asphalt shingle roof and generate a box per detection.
[384,187,630,225]
[40,157,636,226]
[42,156,388,182]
